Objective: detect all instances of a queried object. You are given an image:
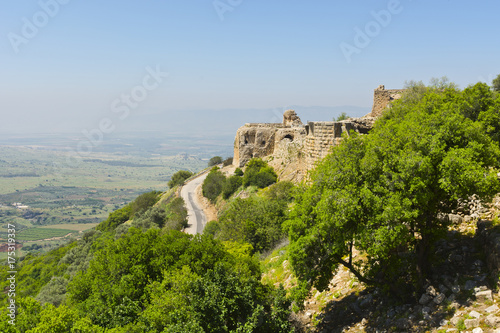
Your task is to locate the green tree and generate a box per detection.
[222,175,242,199]
[208,156,223,167]
[168,170,194,189]
[335,112,349,121]
[234,168,244,177]
[202,168,226,203]
[242,158,277,188]
[460,82,494,121]
[131,191,161,217]
[286,84,500,296]
[492,74,500,92]
[218,196,288,253]
[203,220,220,237]
[164,197,188,230]
[96,204,132,232]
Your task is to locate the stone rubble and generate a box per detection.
[296,211,500,333]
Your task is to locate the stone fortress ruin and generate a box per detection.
[232,85,405,182]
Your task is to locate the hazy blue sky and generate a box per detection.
[1,0,499,134]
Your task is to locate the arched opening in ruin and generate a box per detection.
[283,134,294,142]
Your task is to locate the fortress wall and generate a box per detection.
[305,122,335,170]
[233,87,402,181]
[370,85,405,117]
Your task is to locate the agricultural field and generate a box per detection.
[0,133,231,255]
[17,228,76,241]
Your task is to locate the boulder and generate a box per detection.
[475,289,493,302]
[465,318,480,329]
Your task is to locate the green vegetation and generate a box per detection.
[208,156,223,167]
[286,79,500,299]
[96,190,162,232]
[96,204,132,232]
[234,167,244,176]
[202,167,227,203]
[3,78,500,331]
[167,170,194,188]
[201,158,278,203]
[493,73,500,92]
[242,158,278,188]
[0,225,293,332]
[335,112,350,121]
[213,181,295,254]
[222,175,243,199]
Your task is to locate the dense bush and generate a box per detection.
[164,197,188,230]
[222,175,242,199]
[217,194,290,253]
[96,204,132,232]
[168,170,194,189]
[63,229,292,331]
[208,156,223,167]
[131,191,162,217]
[242,158,277,188]
[223,157,233,166]
[202,167,226,203]
[234,167,244,176]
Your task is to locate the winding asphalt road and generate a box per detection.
[181,172,209,235]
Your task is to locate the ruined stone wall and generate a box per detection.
[232,86,398,182]
[304,118,375,170]
[370,85,405,117]
[304,122,337,171]
[233,125,282,168]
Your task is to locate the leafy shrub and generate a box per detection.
[202,168,226,203]
[218,196,288,253]
[164,197,188,230]
[335,112,349,121]
[203,220,220,237]
[131,191,162,217]
[96,204,132,232]
[223,157,233,166]
[234,168,244,177]
[208,156,223,167]
[36,276,69,307]
[242,158,277,188]
[222,175,242,199]
[168,170,194,189]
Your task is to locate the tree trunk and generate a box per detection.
[416,232,430,291]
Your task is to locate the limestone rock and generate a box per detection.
[486,304,499,314]
[469,310,481,319]
[448,214,464,224]
[434,293,446,304]
[475,289,493,302]
[282,109,303,127]
[465,318,480,329]
[486,314,500,326]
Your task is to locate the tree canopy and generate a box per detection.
[168,170,193,189]
[286,82,500,296]
[493,73,500,92]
